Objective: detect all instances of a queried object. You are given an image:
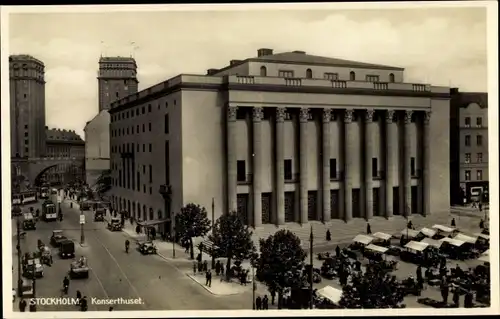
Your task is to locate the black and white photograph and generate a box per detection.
[1,2,498,317]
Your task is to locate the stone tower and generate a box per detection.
[97,56,138,112]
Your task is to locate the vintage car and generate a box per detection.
[69,257,89,279]
[50,230,68,247]
[94,209,105,222]
[20,279,34,297]
[138,241,157,255]
[59,240,75,259]
[22,213,37,230]
[107,217,123,231]
[36,246,53,266]
[22,257,44,278]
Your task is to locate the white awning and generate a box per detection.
[439,237,465,247]
[478,255,489,263]
[421,237,443,248]
[482,249,489,256]
[473,233,490,240]
[432,224,455,233]
[454,233,477,244]
[373,232,392,241]
[366,244,389,254]
[419,227,437,237]
[401,229,420,237]
[316,285,343,304]
[353,234,374,245]
[405,241,429,252]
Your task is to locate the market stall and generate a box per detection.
[439,237,466,259]
[419,227,437,239]
[400,241,430,265]
[372,232,392,247]
[315,285,343,308]
[432,224,457,239]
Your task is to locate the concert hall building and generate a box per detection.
[108,48,451,228]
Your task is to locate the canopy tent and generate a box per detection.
[372,232,392,241]
[365,244,389,254]
[432,224,455,233]
[401,229,420,238]
[473,233,490,240]
[482,249,489,256]
[352,234,374,245]
[419,227,437,237]
[439,237,465,247]
[316,285,343,304]
[478,255,489,263]
[421,237,443,248]
[405,241,429,252]
[453,233,477,244]
[136,218,171,227]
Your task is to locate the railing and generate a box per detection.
[412,84,427,92]
[331,80,347,88]
[284,173,300,183]
[236,76,255,84]
[237,173,253,185]
[284,78,302,86]
[373,82,389,90]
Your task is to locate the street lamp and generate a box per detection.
[159,185,174,258]
[14,205,23,297]
[211,198,215,269]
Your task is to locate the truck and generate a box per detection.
[42,200,57,222]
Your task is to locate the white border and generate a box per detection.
[1,2,498,318]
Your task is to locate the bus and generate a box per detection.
[40,187,49,199]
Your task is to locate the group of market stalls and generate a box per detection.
[350,224,489,266]
[351,232,396,266]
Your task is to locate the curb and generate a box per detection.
[185,274,243,296]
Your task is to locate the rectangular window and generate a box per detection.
[164,114,169,134]
[237,161,246,182]
[477,153,483,163]
[366,75,380,82]
[137,172,141,191]
[329,159,337,179]
[149,165,153,183]
[410,157,416,176]
[324,73,339,81]
[465,135,471,146]
[284,159,292,180]
[165,141,170,184]
[465,117,471,127]
[477,170,483,181]
[149,187,152,195]
[149,144,152,152]
[143,165,146,174]
[115,92,119,98]
[278,70,294,78]
[477,135,483,146]
[143,144,145,152]
[476,117,482,127]
[149,122,152,132]
[142,124,145,133]
[143,185,146,193]
[119,170,122,187]
[465,170,471,181]
[148,104,152,112]
[372,158,378,178]
[465,153,471,163]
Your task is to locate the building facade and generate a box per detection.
[9,55,46,158]
[97,56,138,112]
[84,110,111,187]
[449,89,488,205]
[108,48,451,229]
[44,128,85,185]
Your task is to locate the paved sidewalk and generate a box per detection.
[186,273,250,296]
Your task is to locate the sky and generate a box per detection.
[7,5,488,138]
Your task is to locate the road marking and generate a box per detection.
[92,234,148,310]
[88,266,110,299]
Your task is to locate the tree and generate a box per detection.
[257,230,307,309]
[209,211,255,281]
[95,170,112,199]
[175,203,211,259]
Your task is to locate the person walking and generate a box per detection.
[193,261,197,275]
[326,229,331,241]
[366,223,372,235]
[262,295,269,310]
[19,298,27,312]
[451,218,456,228]
[270,289,276,305]
[440,281,449,305]
[255,296,262,310]
[207,270,212,287]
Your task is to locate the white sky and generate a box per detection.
[7,5,488,138]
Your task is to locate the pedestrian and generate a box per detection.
[135,225,140,234]
[366,222,372,235]
[151,227,156,240]
[270,289,276,305]
[19,298,27,312]
[255,296,262,310]
[451,218,456,228]
[452,286,460,307]
[262,295,269,310]
[464,291,473,308]
[407,220,413,229]
[29,302,36,312]
[198,261,203,273]
[479,219,484,229]
[441,281,449,305]
[335,245,340,257]
[193,261,197,275]
[80,296,88,311]
[205,270,210,286]
[326,229,331,241]
[479,202,483,212]
[207,270,212,287]
[243,270,248,286]
[12,288,16,303]
[220,264,225,278]
[76,290,82,304]
[215,260,221,276]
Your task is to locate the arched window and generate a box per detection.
[149,208,154,220]
[260,66,267,77]
[349,71,356,81]
[389,73,395,83]
[306,69,312,79]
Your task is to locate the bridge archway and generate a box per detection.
[34,164,58,187]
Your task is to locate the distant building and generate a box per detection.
[449,89,489,205]
[9,55,46,158]
[85,56,139,188]
[45,127,85,184]
[84,111,111,188]
[108,48,451,232]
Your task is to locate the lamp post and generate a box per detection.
[30,263,37,312]
[80,211,85,245]
[14,205,23,297]
[309,225,314,309]
[211,198,215,269]
[159,185,174,258]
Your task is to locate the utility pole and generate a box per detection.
[15,205,23,297]
[80,212,85,245]
[30,263,37,312]
[309,225,314,309]
[252,265,256,310]
[211,197,215,269]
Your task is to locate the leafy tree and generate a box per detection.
[95,169,112,198]
[257,230,307,309]
[175,203,211,259]
[209,211,255,281]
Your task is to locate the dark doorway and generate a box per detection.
[284,192,295,222]
[330,189,340,219]
[352,189,361,218]
[411,186,418,214]
[373,188,380,216]
[237,194,249,225]
[262,193,272,224]
[308,191,318,220]
[393,187,400,215]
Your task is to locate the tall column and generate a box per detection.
[423,111,432,216]
[252,107,263,227]
[364,109,375,220]
[275,107,286,225]
[343,110,354,222]
[299,107,309,224]
[227,106,238,212]
[403,110,413,217]
[385,110,396,218]
[322,109,332,222]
